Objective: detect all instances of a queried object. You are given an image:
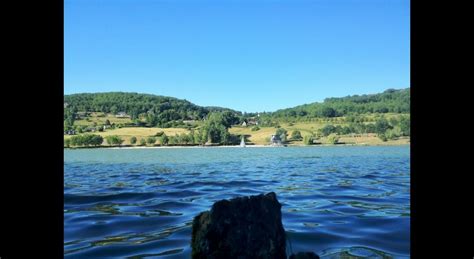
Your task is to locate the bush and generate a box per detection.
[290,130,302,140]
[385,127,402,140]
[130,136,137,145]
[105,135,124,146]
[378,133,388,142]
[155,131,164,137]
[69,134,103,147]
[139,138,146,146]
[64,138,71,148]
[320,125,337,137]
[303,135,314,145]
[375,118,392,135]
[146,136,157,145]
[275,128,288,142]
[158,134,167,145]
[327,133,339,144]
[251,125,260,131]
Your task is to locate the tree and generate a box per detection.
[104,119,111,126]
[399,115,410,136]
[130,136,137,145]
[327,133,339,144]
[303,135,314,145]
[200,112,233,144]
[320,125,336,136]
[290,130,302,140]
[105,135,123,146]
[139,138,146,146]
[69,134,103,147]
[160,134,169,145]
[319,107,336,117]
[378,133,388,142]
[146,136,157,145]
[275,128,288,143]
[221,111,239,128]
[386,127,402,140]
[64,138,71,148]
[90,134,104,146]
[375,118,392,135]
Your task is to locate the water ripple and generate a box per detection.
[65,146,409,258]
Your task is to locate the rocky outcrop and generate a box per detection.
[191,192,287,259]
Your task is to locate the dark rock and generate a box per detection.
[289,251,320,259]
[191,192,287,259]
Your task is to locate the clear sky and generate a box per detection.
[64,0,409,113]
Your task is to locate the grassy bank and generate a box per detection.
[65,123,409,147]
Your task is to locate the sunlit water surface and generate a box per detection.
[64,146,410,258]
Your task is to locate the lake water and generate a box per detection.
[64,146,410,258]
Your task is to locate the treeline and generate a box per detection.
[64,134,103,147]
[263,88,409,121]
[65,111,242,148]
[314,115,410,143]
[64,92,242,127]
[64,88,410,130]
[270,115,410,145]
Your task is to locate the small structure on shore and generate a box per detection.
[240,136,246,147]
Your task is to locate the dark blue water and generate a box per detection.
[64,146,410,258]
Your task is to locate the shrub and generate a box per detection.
[320,124,337,137]
[290,130,302,140]
[139,138,146,146]
[385,127,402,140]
[378,133,388,142]
[130,136,137,145]
[146,136,157,145]
[69,134,103,147]
[275,128,288,142]
[105,135,124,146]
[303,135,313,145]
[251,126,260,131]
[327,133,339,144]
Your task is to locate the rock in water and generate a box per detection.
[191,192,287,259]
[289,251,320,259]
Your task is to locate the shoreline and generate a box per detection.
[65,142,410,150]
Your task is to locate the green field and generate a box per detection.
[65,120,409,147]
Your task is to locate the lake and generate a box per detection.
[64,145,410,258]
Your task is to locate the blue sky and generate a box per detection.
[64,0,409,112]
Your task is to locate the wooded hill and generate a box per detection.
[264,88,409,121]
[64,92,241,127]
[64,88,409,127]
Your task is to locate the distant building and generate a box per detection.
[64,102,68,108]
[64,129,75,135]
[247,119,258,126]
[116,112,130,118]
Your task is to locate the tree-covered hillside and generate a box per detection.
[267,88,409,120]
[64,92,241,127]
